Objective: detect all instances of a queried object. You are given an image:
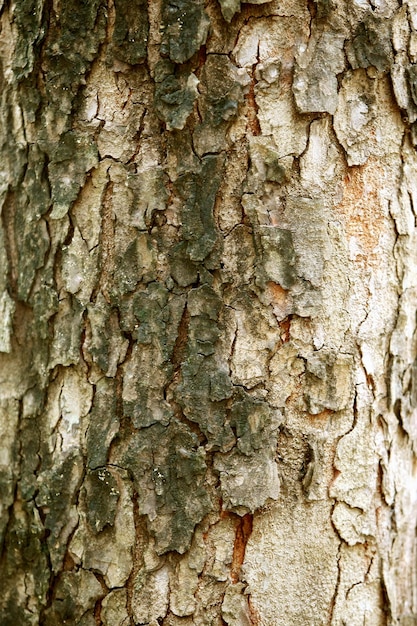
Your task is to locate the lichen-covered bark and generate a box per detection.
[1,0,417,624]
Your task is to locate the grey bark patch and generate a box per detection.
[218,0,241,22]
[170,242,199,286]
[0,292,15,353]
[214,447,280,513]
[256,227,297,289]
[293,29,345,114]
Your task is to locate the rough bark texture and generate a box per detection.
[1,0,417,624]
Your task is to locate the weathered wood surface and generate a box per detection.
[1,0,417,624]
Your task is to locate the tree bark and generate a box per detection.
[1,0,417,624]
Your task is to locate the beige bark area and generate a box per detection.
[231,7,417,623]
[1,0,417,624]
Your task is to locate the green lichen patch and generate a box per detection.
[347,17,393,72]
[176,155,223,262]
[0,499,49,625]
[48,132,98,219]
[84,468,120,534]
[112,0,149,65]
[41,0,107,115]
[193,55,250,154]
[161,0,210,64]
[35,453,84,572]
[42,569,103,626]
[86,378,119,470]
[155,69,199,130]
[119,422,211,554]
[14,198,49,302]
[11,0,45,80]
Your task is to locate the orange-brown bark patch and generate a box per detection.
[245,77,261,136]
[279,317,292,343]
[334,158,387,268]
[230,513,253,584]
[248,596,261,625]
[306,408,333,422]
[265,282,293,322]
[266,281,288,304]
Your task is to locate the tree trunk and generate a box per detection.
[1,0,417,624]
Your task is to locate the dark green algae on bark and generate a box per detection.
[0,0,354,623]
